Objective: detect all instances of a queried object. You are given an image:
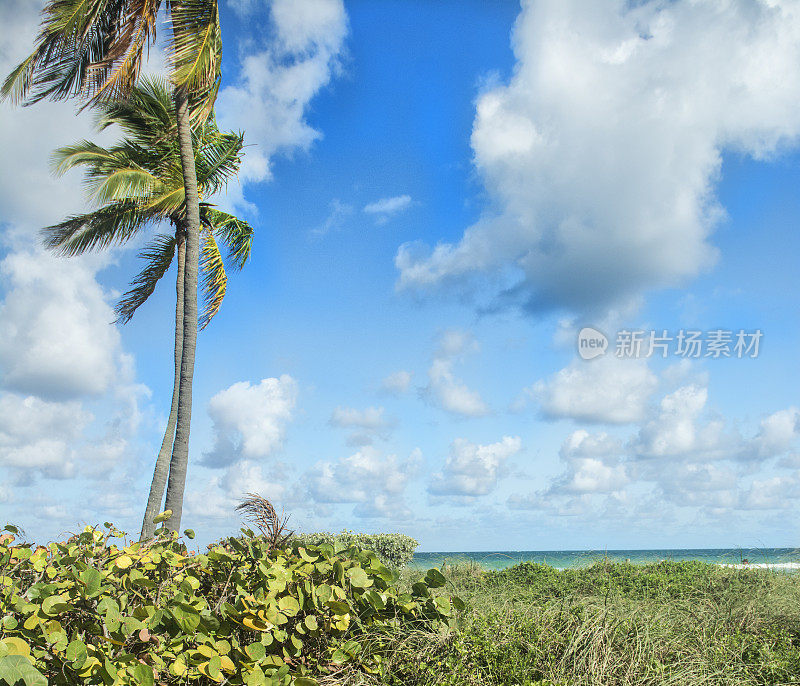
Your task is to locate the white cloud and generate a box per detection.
[423,330,489,417]
[185,460,287,524]
[202,376,298,467]
[429,436,521,498]
[217,0,348,197]
[549,430,627,495]
[0,249,122,399]
[740,475,800,510]
[363,195,413,224]
[510,375,800,518]
[311,199,353,237]
[532,356,658,424]
[747,408,800,460]
[305,446,421,518]
[396,0,800,314]
[381,370,413,395]
[329,405,394,445]
[631,384,729,460]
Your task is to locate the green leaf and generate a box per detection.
[293,678,319,686]
[65,639,88,668]
[79,567,102,596]
[41,595,70,616]
[277,596,299,616]
[424,568,447,588]
[411,582,430,597]
[315,584,332,604]
[130,663,155,686]
[153,510,173,524]
[327,601,351,616]
[169,603,201,634]
[0,655,47,686]
[183,529,195,539]
[304,615,318,631]
[245,642,266,661]
[2,525,18,534]
[298,547,318,563]
[346,566,372,589]
[434,596,452,614]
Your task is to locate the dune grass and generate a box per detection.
[331,559,800,685]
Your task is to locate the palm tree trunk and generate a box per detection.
[164,85,201,533]
[139,228,186,541]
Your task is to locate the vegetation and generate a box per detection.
[2,0,226,536]
[381,559,800,686]
[289,534,419,571]
[43,77,253,543]
[4,509,800,686]
[0,523,459,686]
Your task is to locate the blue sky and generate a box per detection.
[1,0,800,552]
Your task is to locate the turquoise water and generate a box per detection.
[408,548,800,571]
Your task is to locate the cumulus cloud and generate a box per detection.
[0,249,122,400]
[396,0,800,314]
[510,377,800,517]
[381,370,413,395]
[531,356,658,424]
[630,385,730,461]
[363,195,413,224]
[202,376,298,467]
[329,405,394,446]
[306,446,421,518]
[422,330,489,417]
[747,408,800,461]
[217,0,348,196]
[550,430,627,495]
[429,436,521,498]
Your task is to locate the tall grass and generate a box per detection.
[332,560,800,685]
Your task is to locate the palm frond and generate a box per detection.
[88,0,161,103]
[168,0,221,119]
[143,183,186,216]
[51,140,118,176]
[1,0,165,106]
[201,206,253,270]
[3,0,127,104]
[42,200,155,256]
[115,233,177,323]
[195,130,244,194]
[1,52,38,104]
[235,493,293,552]
[95,75,175,145]
[88,165,161,204]
[199,224,226,329]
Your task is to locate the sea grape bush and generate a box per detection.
[289,532,418,569]
[0,523,460,686]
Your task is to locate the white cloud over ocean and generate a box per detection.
[396,0,800,314]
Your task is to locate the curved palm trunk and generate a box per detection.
[164,85,201,533]
[139,229,186,541]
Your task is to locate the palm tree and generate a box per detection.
[3,0,223,532]
[44,77,252,540]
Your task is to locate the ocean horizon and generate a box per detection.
[408,548,800,571]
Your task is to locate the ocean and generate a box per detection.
[408,548,800,571]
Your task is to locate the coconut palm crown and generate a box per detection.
[44,75,251,328]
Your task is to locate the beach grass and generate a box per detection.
[331,559,800,685]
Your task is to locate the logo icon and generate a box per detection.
[577,327,608,360]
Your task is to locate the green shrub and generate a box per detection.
[0,522,460,686]
[289,532,418,569]
[484,559,763,601]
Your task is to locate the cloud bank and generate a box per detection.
[397,0,800,315]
